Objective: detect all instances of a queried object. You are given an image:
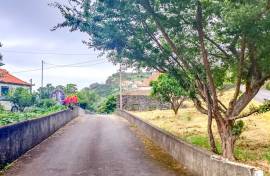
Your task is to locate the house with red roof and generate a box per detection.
[0,69,31,97]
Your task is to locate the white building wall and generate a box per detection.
[0,83,30,96]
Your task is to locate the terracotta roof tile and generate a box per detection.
[0,69,31,86]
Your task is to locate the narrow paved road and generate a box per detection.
[240,86,270,103]
[4,114,189,176]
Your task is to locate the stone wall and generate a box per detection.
[0,108,79,167]
[121,95,170,111]
[117,110,264,176]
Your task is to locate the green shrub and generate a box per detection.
[8,88,35,112]
[0,105,66,126]
[0,104,5,112]
[97,95,117,114]
[77,88,100,111]
[36,99,57,108]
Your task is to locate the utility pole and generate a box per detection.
[119,64,123,110]
[41,60,44,88]
[30,79,33,94]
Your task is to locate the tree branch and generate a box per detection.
[230,108,259,120]
[193,98,208,115]
[227,37,246,116]
[196,2,219,113]
[228,35,239,58]
[205,35,230,58]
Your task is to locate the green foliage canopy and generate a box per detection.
[8,88,35,112]
[37,84,56,99]
[37,83,78,99]
[64,83,78,95]
[151,74,187,103]
[97,95,117,114]
[77,87,100,111]
[151,74,188,114]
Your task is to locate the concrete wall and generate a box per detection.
[117,110,264,176]
[119,95,170,111]
[0,108,79,167]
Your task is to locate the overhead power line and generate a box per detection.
[43,58,104,67]
[11,59,106,74]
[0,49,95,56]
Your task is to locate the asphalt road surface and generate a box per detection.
[240,86,270,103]
[4,114,189,176]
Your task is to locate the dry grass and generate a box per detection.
[130,88,270,174]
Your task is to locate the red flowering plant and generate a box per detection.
[63,95,78,109]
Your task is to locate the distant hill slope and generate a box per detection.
[89,72,152,98]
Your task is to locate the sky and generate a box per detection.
[0,0,118,90]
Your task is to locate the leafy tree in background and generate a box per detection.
[53,0,270,160]
[37,83,78,99]
[77,87,100,111]
[151,74,187,115]
[37,84,55,99]
[64,83,78,95]
[97,95,117,114]
[55,85,65,91]
[8,88,34,112]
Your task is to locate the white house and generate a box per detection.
[0,69,31,110]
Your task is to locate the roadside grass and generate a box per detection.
[131,88,270,174]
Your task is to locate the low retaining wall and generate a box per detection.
[0,108,79,167]
[117,110,264,176]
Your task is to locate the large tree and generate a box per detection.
[53,0,270,159]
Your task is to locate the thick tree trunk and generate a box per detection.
[215,118,236,160]
[221,134,236,160]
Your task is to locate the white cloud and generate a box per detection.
[2,39,34,48]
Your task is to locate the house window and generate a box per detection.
[1,86,9,96]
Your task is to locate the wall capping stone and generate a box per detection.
[116,110,264,176]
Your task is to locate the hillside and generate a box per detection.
[89,72,152,98]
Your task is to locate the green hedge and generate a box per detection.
[0,105,67,126]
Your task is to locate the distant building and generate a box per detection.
[0,69,32,110]
[120,72,170,111]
